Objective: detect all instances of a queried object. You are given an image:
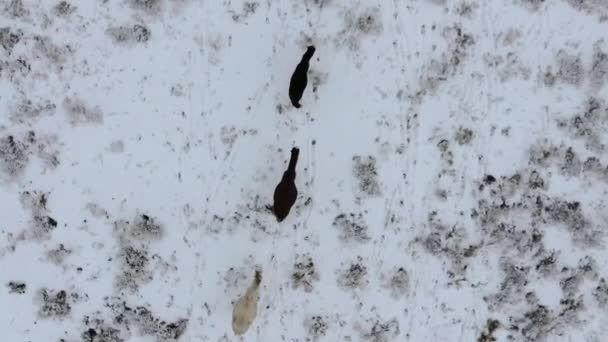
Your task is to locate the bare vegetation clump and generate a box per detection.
[0,27,23,54]
[53,1,76,16]
[115,244,153,291]
[304,315,329,338]
[10,98,56,124]
[593,278,608,306]
[38,288,71,318]
[130,214,164,240]
[0,134,30,178]
[454,126,474,145]
[359,317,400,342]
[129,0,162,14]
[483,258,530,310]
[337,257,368,289]
[332,213,370,243]
[46,243,72,264]
[291,254,319,292]
[63,97,103,125]
[382,267,409,298]
[555,50,585,86]
[4,0,29,18]
[107,24,151,44]
[590,42,608,89]
[477,319,500,342]
[7,281,26,294]
[20,190,60,240]
[33,36,70,65]
[105,299,188,340]
[352,155,381,196]
[557,97,608,152]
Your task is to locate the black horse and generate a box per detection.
[289,46,315,108]
[272,147,299,222]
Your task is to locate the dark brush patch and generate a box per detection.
[559,272,582,296]
[477,186,596,248]
[332,213,370,243]
[338,6,383,51]
[543,198,591,243]
[82,325,124,342]
[291,254,319,292]
[436,139,454,168]
[33,36,70,65]
[32,214,59,239]
[418,213,479,281]
[21,190,48,212]
[47,243,72,264]
[337,257,368,289]
[63,96,103,125]
[230,2,259,22]
[590,41,608,89]
[455,2,478,18]
[382,267,409,298]
[4,0,29,18]
[223,266,249,294]
[219,126,258,157]
[582,156,603,172]
[518,0,546,11]
[0,55,31,80]
[115,244,152,291]
[484,258,530,310]
[414,24,475,101]
[535,249,557,276]
[7,281,26,294]
[555,50,585,86]
[38,288,71,318]
[527,141,561,167]
[557,97,608,152]
[105,299,188,340]
[53,1,76,16]
[557,294,584,323]
[0,134,30,178]
[593,278,608,306]
[86,203,110,219]
[129,214,164,240]
[33,134,61,170]
[242,2,259,15]
[477,319,500,342]
[515,304,554,341]
[307,0,332,9]
[543,67,556,87]
[129,0,162,14]
[10,98,57,124]
[20,190,60,240]
[528,170,545,189]
[560,147,582,176]
[454,127,474,145]
[355,7,383,34]
[564,0,608,19]
[360,317,400,342]
[577,255,598,279]
[0,27,23,54]
[352,155,381,197]
[107,24,151,44]
[309,69,328,95]
[494,52,531,82]
[304,315,329,338]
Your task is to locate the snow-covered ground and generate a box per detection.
[2,0,608,341]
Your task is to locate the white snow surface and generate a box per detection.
[2,0,608,341]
